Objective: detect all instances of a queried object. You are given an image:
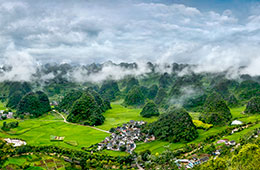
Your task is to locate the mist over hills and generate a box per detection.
[0,61,259,84]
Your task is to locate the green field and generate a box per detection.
[0,113,109,150]
[0,102,6,110]
[97,103,158,130]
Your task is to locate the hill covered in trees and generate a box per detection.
[200,92,232,125]
[244,97,260,114]
[140,100,160,118]
[124,85,145,106]
[17,91,51,117]
[148,107,198,142]
[59,89,110,125]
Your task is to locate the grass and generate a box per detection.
[97,103,158,130]
[0,113,109,150]
[0,102,6,110]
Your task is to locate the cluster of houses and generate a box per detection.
[175,155,210,169]
[0,110,13,120]
[216,139,236,146]
[4,138,26,147]
[97,120,155,153]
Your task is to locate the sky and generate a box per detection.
[0,0,260,76]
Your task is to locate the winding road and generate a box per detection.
[53,110,110,134]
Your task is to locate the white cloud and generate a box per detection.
[0,0,259,80]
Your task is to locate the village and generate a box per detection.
[97,120,155,153]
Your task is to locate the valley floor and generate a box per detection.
[0,102,259,156]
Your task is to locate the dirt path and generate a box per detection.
[53,110,110,134]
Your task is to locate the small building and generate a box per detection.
[217,139,229,144]
[229,140,236,146]
[50,135,65,141]
[231,120,243,125]
[4,138,26,147]
[199,156,209,163]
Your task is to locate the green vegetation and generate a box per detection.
[140,100,160,118]
[192,120,213,130]
[99,80,120,100]
[17,91,51,117]
[200,92,232,125]
[154,87,167,105]
[244,96,260,114]
[1,121,19,131]
[227,94,239,107]
[237,80,260,100]
[58,90,82,112]
[124,85,145,106]
[67,92,105,125]
[98,102,157,130]
[0,113,108,150]
[125,77,139,92]
[148,107,198,142]
[147,84,158,99]
[0,81,32,108]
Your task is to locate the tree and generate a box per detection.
[140,100,160,118]
[200,91,232,125]
[124,86,145,106]
[244,97,260,114]
[149,107,198,142]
